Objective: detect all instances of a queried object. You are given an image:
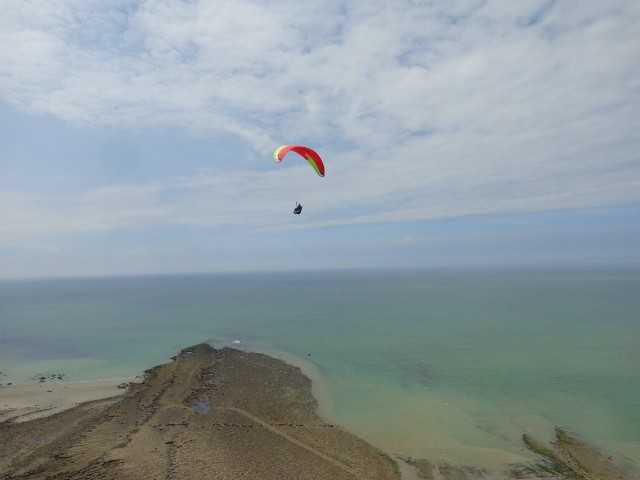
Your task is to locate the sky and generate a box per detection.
[1,0,639,279]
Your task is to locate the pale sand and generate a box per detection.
[0,377,140,423]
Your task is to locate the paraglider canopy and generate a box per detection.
[273,145,325,177]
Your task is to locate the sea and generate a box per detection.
[1,267,639,471]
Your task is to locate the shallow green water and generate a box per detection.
[1,267,638,468]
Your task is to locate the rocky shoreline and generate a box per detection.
[1,344,636,479]
[1,344,397,479]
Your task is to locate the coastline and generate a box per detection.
[1,344,399,479]
[0,377,141,424]
[1,344,636,479]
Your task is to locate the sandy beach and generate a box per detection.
[0,378,140,424]
[1,344,636,479]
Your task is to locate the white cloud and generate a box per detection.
[1,0,639,248]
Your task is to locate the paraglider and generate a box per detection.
[273,145,325,177]
[274,145,324,215]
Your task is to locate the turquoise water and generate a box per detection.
[1,267,639,469]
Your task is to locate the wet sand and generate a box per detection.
[1,344,637,479]
[0,378,139,424]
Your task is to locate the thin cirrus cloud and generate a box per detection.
[1,0,639,263]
